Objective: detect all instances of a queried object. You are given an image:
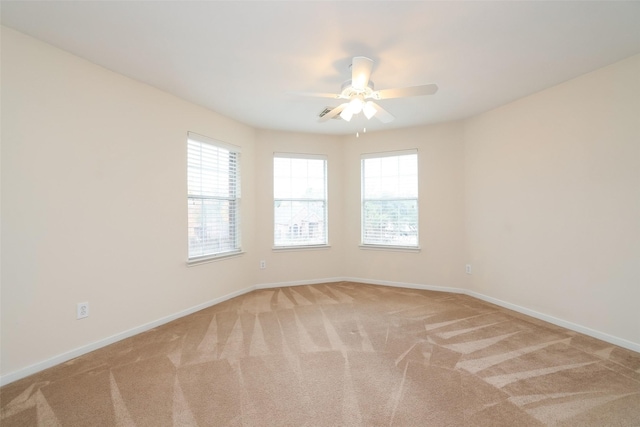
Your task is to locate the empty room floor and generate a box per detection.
[1,282,639,426]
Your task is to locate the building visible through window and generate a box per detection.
[274,153,327,247]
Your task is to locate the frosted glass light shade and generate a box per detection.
[340,106,354,121]
[350,97,364,114]
[363,101,376,119]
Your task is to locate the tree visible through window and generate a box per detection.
[274,154,327,247]
[361,150,418,247]
[187,133,241,260]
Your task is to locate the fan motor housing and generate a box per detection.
[340,80,375,98]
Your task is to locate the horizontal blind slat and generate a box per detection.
[188,136,241,259]
[361,153,418,247]
[273,156,327,247]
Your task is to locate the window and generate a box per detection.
[361,150,418,248]
[274,153,327,247]
[187,132,241,261]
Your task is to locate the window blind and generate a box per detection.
[361,150,418,247]
[274,154,327,247]
[187,133,241,260]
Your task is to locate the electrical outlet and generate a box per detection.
[465,264,472,275]
[260,260,266,269]
[77,302,89,319]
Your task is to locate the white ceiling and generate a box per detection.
[2,1,640,135]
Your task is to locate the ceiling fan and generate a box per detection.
[302,56,438,124]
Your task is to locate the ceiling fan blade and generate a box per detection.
[289,91,342,99]
[351,56,373,91]
[374,83,438,100]
[318,103,348,122]
[370,102,395,123]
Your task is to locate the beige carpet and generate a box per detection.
[1,282,640,426]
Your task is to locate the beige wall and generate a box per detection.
[2,26,638,382]
[1,27,259,378]
[464,54,640,346]
[341,124,467,289]
[253,129,346,284]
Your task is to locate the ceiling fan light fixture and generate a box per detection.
[310,56,437,125]
[363,101,376,119]
[349,96,365,114]
[340,106,354,122]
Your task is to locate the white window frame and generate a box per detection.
[187,132,242,263]
[273,153,328,249]
[361,149,419,250]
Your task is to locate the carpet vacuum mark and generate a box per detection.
[2,282,639,426]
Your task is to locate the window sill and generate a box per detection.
[359,244,421,253]
[187,251,245,266]
[272,244,331,252]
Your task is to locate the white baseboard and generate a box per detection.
[0,286,255,387]
[343,276,466,294]
[347,277,640,354]
[465,290,640,354]
[2,277,638,386]
[254,277,346,290]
